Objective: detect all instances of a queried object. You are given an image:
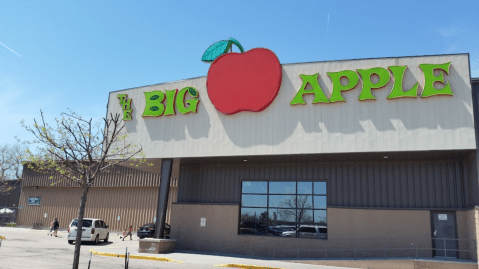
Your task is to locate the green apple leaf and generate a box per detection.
[201,38,245,63]
[188,87,198,97]
[202,40,229,63]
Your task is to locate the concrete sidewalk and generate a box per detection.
[1,226,354,269]
[3,227,475,269]
[90,243,356,269]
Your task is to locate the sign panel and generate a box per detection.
[28,197,41,205]
[107,54,475,158]
[438,214,448,221]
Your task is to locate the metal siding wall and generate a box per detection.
[470,80,479,206]
[16,186,171,231]
[17,187,160,231]
[17,159,180,230]
[22,164,162,188]
[178,160,469,209]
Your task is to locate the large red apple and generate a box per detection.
[205,46,282,115]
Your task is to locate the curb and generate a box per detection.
[89,250,183,263]
[215,264,286,269]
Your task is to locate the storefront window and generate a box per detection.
[239,181,327,239]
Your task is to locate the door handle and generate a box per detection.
[434,230,437,237]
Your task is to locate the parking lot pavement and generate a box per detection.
[0,227,354,269]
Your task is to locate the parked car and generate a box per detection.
[267,226,283,236]
[281,225,327,239]
[137,223,170,239]
[67,218,109,245]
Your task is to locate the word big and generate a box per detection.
[142,87,200,117]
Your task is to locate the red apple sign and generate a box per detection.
[202,38,282,115]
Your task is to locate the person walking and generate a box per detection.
[121,225,133,241]
[47,220,54,236]
[52,218,59,237]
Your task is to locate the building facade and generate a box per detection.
[18,53,479,260]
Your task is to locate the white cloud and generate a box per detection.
[437,26,459,37]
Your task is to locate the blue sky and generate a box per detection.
[1,0,478,145]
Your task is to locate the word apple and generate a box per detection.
[202,38,282,115]
[290,62,453,105]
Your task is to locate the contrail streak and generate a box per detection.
[327,13,330,32]
[0,41,22,57]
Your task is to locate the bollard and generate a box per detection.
[125,247,129,269]
[87,251,92,269]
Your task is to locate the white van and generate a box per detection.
[67,218,109,245]
[281,225,328,239]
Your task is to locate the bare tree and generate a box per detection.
[22,110,149,269]
[0,144,24,194]
[278,195,313,225]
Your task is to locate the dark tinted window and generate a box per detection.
[240,181,327,239]
[70,219,93,228]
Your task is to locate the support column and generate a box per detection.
[154,159,173,239]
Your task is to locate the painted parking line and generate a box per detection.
[215,264,286,269]
[89,250,183,263]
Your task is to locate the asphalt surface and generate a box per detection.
[0,227,355,269]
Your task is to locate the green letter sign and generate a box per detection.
[387,66,418,99]
[164,89,177,116]
[117,94,133,120]
[291,74,329,105]
[419,62,453,97]
[357,67,390,101]
[142,87,200,117]
[327,70,359,102]
[142,91,165,117]
[176,87,200,114]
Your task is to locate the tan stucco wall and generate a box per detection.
[170,204,434,259]
[456,209,478,261]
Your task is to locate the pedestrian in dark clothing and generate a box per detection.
[52,218,59,237]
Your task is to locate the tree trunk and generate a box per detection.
[72,183,89,269]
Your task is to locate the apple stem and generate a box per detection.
[227,38,244,53]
